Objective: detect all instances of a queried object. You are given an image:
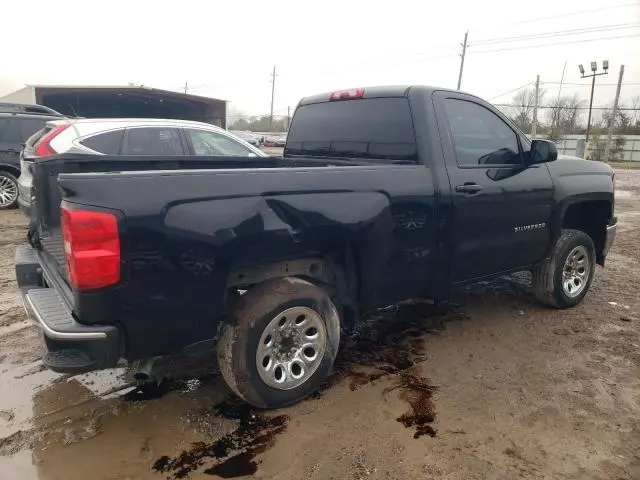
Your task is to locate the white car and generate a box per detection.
[18,118,265,215]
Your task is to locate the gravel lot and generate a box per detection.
[1,169,639,480]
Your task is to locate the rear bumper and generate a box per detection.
[15,244,121,374]
[17,195,31,217]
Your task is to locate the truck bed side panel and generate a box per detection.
[58,165,438,358]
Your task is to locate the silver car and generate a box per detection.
[18,118,265,215]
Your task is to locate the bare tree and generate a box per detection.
[600,103,631,130]
[630,96,640,127]
[563,94,585,134]
[545,93,584,140]
[508,88,546,132]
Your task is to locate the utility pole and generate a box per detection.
[555,61,567,131]
[184,82,188,94]
[604,64,624,162]
[532,74,540,138]
[286,106,291,131]
[456,31,468,90]
[579,61,609,147]
[269,65,277,131]
[556,61,567,103]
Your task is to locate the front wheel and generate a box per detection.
[532,229,596,308]
[217,277,341,408]
[0,171,19,210]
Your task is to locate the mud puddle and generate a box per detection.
[320,300,465,437]
[153,398,288,479]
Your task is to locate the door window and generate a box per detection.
[444,99,521,167]
[0,119,22,144]
[80,130,125,154]
[122,127,184,155]
[185,129,255,156]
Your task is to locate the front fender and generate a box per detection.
[548,160,614,232]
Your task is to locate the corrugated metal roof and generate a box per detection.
[28,84,227,104]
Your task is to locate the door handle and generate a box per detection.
[455,183,483,194]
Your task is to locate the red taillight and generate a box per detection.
[329,88,364,101]
[34,123,70,157]
[61,206,120,291]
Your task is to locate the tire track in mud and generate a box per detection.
[152,301,467,478]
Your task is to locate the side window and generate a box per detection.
[185,129,255,156]
[19,119,48,141]
[443,99,521,167]
[122,127,184,155]
[0,119,23,144]
[80,130,125,154]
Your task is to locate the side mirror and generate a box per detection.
[529,139,558,165]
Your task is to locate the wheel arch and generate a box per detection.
[0,163,20,177]
[226,246,360,332]
[556,198,612,266]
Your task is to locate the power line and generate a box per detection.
[472,3,639,30]
[471,34,640,54]
[471,23,640,45]
[493,104,639,111]
[542,81,640,86]
[488,82,533,101]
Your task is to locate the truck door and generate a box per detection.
[433,91,554,282]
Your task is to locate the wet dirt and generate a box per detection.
[153,399,288,479]
[1,168,640,479]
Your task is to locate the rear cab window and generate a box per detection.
[285,97,418,162]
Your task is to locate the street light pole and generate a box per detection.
[585,74,596,143]
[578,60,609,145]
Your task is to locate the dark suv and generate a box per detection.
[0,103,63,209]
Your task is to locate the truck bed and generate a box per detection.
[30,153,437,357]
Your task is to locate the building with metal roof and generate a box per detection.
[0,85,227,127]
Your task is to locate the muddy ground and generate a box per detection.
[1,168,639,480]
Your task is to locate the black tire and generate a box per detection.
[532,229,596,308]
[0,171,19,210]
[217,277,340,408]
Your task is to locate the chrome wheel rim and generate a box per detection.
[0,175,17,207]
[256,306,327,390]
[562,245,590,298]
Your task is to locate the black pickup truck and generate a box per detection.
[15,86,616,408]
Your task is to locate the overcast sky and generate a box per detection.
[1,0,639,118]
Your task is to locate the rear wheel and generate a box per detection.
[0,171,18,210]
[532,229,596,308]
[217,277,340,408]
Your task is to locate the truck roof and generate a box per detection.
[297,85,461,106]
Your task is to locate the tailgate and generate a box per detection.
[30,157,72,288]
